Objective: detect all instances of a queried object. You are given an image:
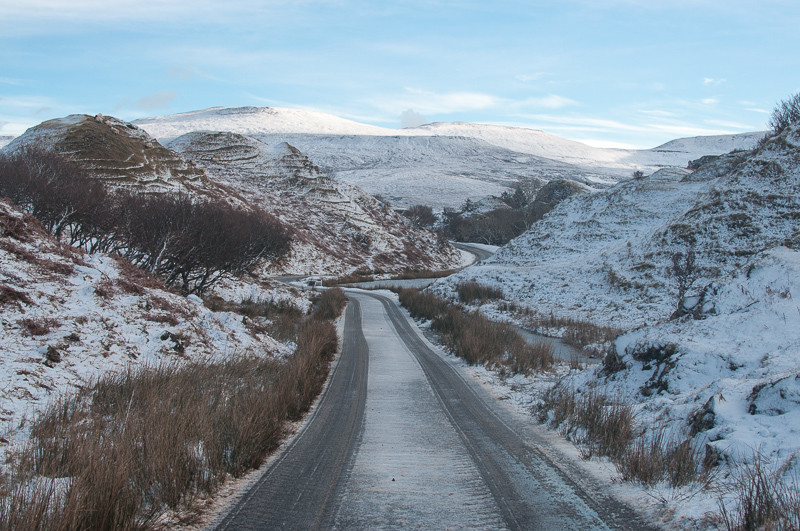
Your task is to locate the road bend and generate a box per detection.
[215,291,651,530]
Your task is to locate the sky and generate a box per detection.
[1,0,798,149]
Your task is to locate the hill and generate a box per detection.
[0,196,306,458]
[135,106,762,210]
[431,124,800,523]
[3,114,461,275]
[168,131,463,274]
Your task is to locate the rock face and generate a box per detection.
[527,179,588,222]
[169,131,463,275]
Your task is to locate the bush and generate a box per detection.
[397,288,552,374]
[768,91,800,134]
[0,149,291,294]
[311,288,348,322]
[718,454,800,530]
[456,280,503,304]
[540,386,634,460]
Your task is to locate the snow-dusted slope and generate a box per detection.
[249,133,613,209]
[434,124,798,330]
[0,197,300,455]
[3,113,460,275]
[135,106,390,140]
[169,131,463,275]
[4,114,216,196]
[0,136,14,149]
[419,122,763,171]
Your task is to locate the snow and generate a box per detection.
[168,131,463,275]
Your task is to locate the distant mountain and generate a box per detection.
[135,106,763,209]
[0,135,14,149]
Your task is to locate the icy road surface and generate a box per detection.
[215,291,651,529]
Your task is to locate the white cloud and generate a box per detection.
[133,91,176,111]
[400,109,428,128]
[639,109,676,117]
[701,98,719,105]
[516,95,577,109]
[368,88,498,115]
[705,118,757,130]
[703,77,727,86]
[745,107,770,114]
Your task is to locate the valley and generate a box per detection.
[0,102,797,529]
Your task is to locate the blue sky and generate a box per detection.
[1,0,798,148]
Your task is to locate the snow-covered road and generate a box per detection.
[214,291,651,529]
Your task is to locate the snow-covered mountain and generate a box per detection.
[135,106,763,210]
[0,136,14,149]
[435,124,797,328]
[3,114,461,275]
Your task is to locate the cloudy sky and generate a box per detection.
[1,0,798,148]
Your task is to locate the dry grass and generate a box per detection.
[0,290,346,529]
[717,455,800,530]
[538,384,711,490]
[21,318,59,336]
[500,302,622,352]
[0,284,32,306]
[618,426,706,488]
[397,287,552,375]
[456,280,503,304]
[539,385,634,460]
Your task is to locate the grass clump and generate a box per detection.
[456,280,503,304]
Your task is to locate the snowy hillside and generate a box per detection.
[135,106,762,209]
[134,106,390,139]
[3,113,460,275]
[433,166,702,328]
[169,131,463,275]
[431,124,800,524]
[0,136,14,149]
[0,197,305,459]
[248,133,612,210]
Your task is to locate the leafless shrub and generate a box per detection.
[768,91,800,134]
[21,318,59,336]
[403,204,437,228]
[0,149,292,295]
